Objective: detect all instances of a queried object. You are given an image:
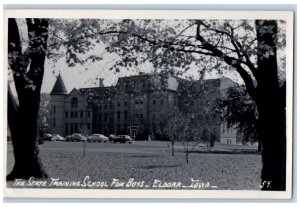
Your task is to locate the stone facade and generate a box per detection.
[49,72,238,144]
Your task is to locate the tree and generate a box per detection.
[161,109,184,157]
[7,19,105,180]
[161,109,202,163]
[7,19,49,180]
[216,86,261,151]
[93,19,286,190]
[180,115,203,164]
[7,18,287,190]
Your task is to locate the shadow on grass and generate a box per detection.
[139,164,182,169]
[190,149,261,155]
[126,155,164,158]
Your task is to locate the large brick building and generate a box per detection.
[49,72,238,144]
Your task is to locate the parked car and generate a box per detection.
[52,134,65,141]
[65,133,87,142]
[113,135,134,144]
[109,134,116,142]
[43,133,53,141]
[88,134,109,143]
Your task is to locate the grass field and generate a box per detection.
[6,141,262,190]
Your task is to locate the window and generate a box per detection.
[104,105,107,109]
[124,111,128,120]
[74,112,78,118]
[87,123,90,130]
[198,114,203,120]
[87,111,91,117]
[71,112,73,117]
[153,100,156,104]
[124,101,127,106]
[53,118,56,127]
[206,114,209,121]
[65,112,68,118]
[71,97,78,108]
[117,101,120,106]
[136,114,143,119]
[80,111,83,117]
[75,123,78,132]
[104,114,108,122]
[135,100,143,105]
[117,111,121,120]
[99,114,102,122]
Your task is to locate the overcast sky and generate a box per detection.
[11,18,286,94]
[41,54,241,94]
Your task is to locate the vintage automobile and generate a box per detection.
[113,135,134,144]
[52,134,65,141]
[88,134,109,143]
[65,133,87,142]
[43,133,53,141]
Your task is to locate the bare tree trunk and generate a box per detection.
[7,87,48,180]
[185,149,189,164]
[7,18,49,180]
[256,20,286,191]
[171,140,175,156]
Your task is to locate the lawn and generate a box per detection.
[6,141,262,190]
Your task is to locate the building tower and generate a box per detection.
[50,73,68,136]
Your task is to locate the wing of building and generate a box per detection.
[49,72,239,144]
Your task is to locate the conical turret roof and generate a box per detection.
[50,73,68,95]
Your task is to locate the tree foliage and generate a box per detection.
[8,18,287,190]
[216,86,259,144]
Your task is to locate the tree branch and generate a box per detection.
[26,18,49,89]
[8,18,30,100]
[198,20,257,76]
[196,22,257,101]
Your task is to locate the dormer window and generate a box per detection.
[71,97,78,108]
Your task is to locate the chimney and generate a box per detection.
[99,78,104,87]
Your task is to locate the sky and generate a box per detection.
[10,18,286,95]
[41,52,240,94]
[39,19,245,94]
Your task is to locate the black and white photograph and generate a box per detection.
[3,10,293,199]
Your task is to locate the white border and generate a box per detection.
[2,9,294,199]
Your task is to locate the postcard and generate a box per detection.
[3,9,294,199]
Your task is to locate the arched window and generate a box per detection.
[71,97,78,108]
